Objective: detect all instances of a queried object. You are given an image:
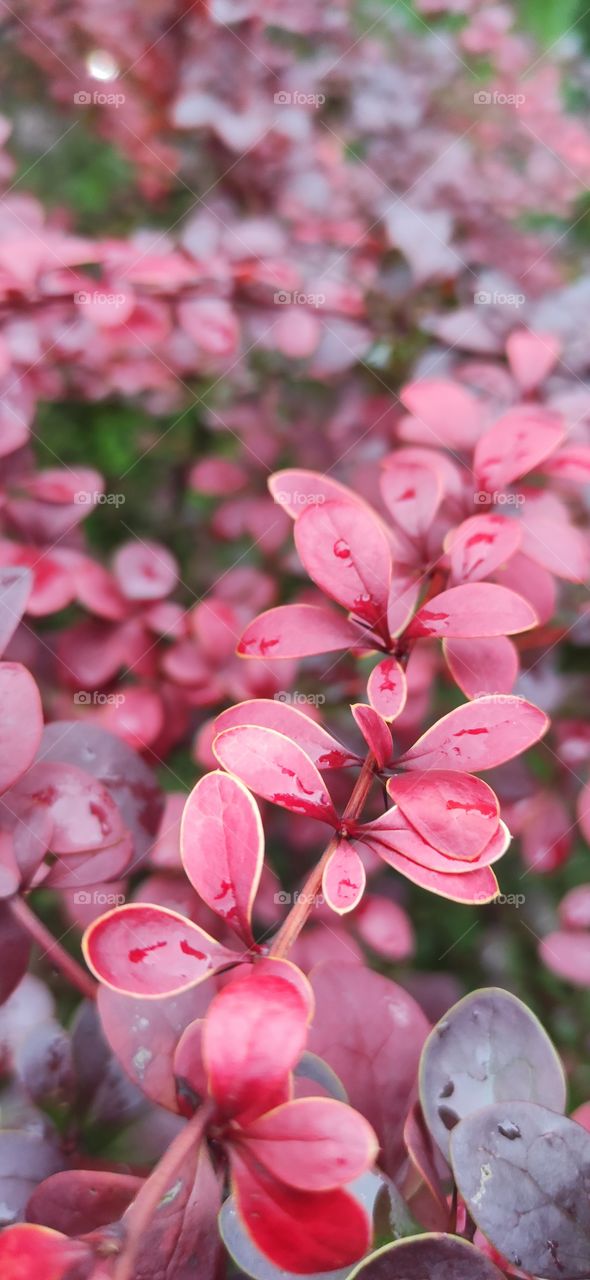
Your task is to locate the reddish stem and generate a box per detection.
[10,895,97,1001]
[114,1101,214,1280]
[269,752,376,959]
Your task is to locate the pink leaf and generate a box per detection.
[98,983,211,1111]
[540,932,590,987]
[559,885,590,930]
[387,574,421,638]
[443,636,518,698]
[387,770,499,860]
[354,896,415,962]
[238,603,363,659]
[407,582,537,639]
[113,539,178,601]
[506,330,560,392]
[351,704,392,768]
[203,973,308,1123]
[12,761,125,854]
[493,550,556,625]
[293,500,391,633]
[82,903,237,998]
[322,840,366,914]
[214,699,359,769]
[0,663,43,794]
[367,657,407,721]
[214,725,339,825]
[355,808,509,875]
[230,1148,371,1273]
[0,567,31,655]
[520,512,589,582]
[447,514,522,584]
[241,1097,378,1190]
[474,406,565,492]
[0,1225,91,1280]
[578,781,590,846]
[269,470,366,519]
[180,770,263,946]
[542,445,590,484]
[399,696,548,771]
[400,379,483,448]
[380,847,499,902]
[380,460,442,539]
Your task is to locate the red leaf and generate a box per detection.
[240,1097,378,1190]
[238,603,363,659]
[407,583,537,639]
[230,1148,371,1273]
[322,840,366,914]
[11,762,125,854]
[447,514,522,584]
[506,330,560,392]
[214,698,359,769]
[399,696,548,771]
[387,771,499,860]
[355,808,509,875]
[443,636,518,699]
[351,704,392,768]
[293,500,391,632]
[380,460,442,539]
[203,973,308,1123]
[181,771,263,946]
[214,725,339,825]
[474,406,565,491]
[83,903,237,997]
[0,1224,91,1280]
[98,983,212,1111]
[367,657,407,721]
[0,663,43,794]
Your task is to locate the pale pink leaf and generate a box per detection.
[542,446,590,484]
[238,604,363,659]
[399,696,548,771]
[294,500,391,634]
[407,583,537,639]
[322,840,366,915]
[520,514,589,583]
[379,461,442,540]
[367,657,407,721]
[506,330,560,392]
[269,470,367,519]
[443,636,519,698]
[214,725,339,825]
[0,663,43,794]
[540,932,590,987]
[180,770,263,946]
[354,896,414,962]
[447,514,522,584]
[474,406,565,492]
[113,540,178,601]
[399,379,483,448]
[214,699,359,769]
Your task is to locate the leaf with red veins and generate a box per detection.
[0,663,43,795]
[443,636,519,699]
[239,1098,378,1191]
[398,695,548,771]
[83,903,237,998]
[380,460,442,540]
[214,725,339,826]
[354,808,510,875]
[214,699,360,769]
[506,329,561,392]
[238,603,364,659]
[0,1224,91,1280]
[203,973,308,1124]
[474,405,565,492]
[323,839,366,914]
[367,657,407,722]
[446,513,522,584]
[351,704,392,768]
[407,583,537,639]
[386,771,500,860]
[230,1147,372,1274]
[181,771,264,947]
[269,469,367,519]
[294,500,392,635]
